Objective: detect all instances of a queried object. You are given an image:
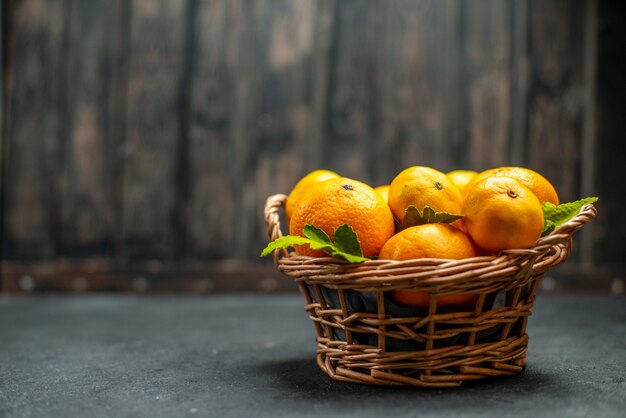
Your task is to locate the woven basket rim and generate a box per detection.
[264,193,597,292]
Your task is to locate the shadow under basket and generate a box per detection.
[264,194,597,388]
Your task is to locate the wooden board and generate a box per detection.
[59,0,126,257]
[2,0,68,259]
[594,0,625,267]
[526,0,586,203]
[121,0,187,259]
[0,0,5,268]
[186,0,239,259]
[322,0,386,184]
[464,0,514,170]
[377,0,450,179]
[249,0,327,259]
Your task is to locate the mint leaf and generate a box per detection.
[541,197,598,236]
[333,251,370,264]
[260,236,312,257]
[332,224,363,257]
[260,223,369,263]
[542,220,556,237]
[401,205,464,230]
[303,224,332,244]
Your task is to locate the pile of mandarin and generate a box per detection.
[284,166,559,307]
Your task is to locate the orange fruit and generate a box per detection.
[289,177,395,258]
[285,169,340,220]
[379,223,481,307]
[464,166,559,204]
[446,170,478,195]
[374,185,390,202]
[379,223,479,260]
[462,176,544,254]
[388,166,463,223]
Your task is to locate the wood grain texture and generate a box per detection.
[250,0,323,259]
[509,0,529,166]
[2,0,68,259]
[526,0,586,203]
[578,0,598,266]
[122,0,186,259]
[378,0,449,179]
[594,0,625,267]
[0,0,5,269]
[464,0,513,170]
[307,0,335,170]
[228,0,257,260]
[525,0,589,266]
[441,0,465,171]
[323,0,386,184]
[59,0,122,256]
[186,0,240,259]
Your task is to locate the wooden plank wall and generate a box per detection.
[1,0,622,293]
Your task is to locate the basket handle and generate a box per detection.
[264,194,289,264]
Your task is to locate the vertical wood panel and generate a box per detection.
[594,0,625,268]
[307,0,335,170]
[229,0,257,260]
[122,0,186,259]
[464,0,514,170]
[509,0,529,166]
[0,0,5,267]
[378,0,448,180]
[59,0,122,256]
[187,0,240,259]
[442,0,465,171]
[251,0,322,258]
[172,0,197,261]
[323,0,386,183]
[526,0,586,203]
[108,0,132,263]
[526,0,588,267]
[3,0,68,259]
[579,0,598,266]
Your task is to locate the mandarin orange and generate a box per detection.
[446,170,478,195]
[462,176,544,253]
[289,177,394,258]
[374,185,390,202]
[379,223,481,307]
[464,166,559,204]
[388,166,463,223]
[285,169,340,220]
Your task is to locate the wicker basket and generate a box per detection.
[264,194,597,387]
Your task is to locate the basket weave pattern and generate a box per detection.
[264,193,597,387]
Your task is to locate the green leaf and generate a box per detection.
[333,251,370,264]
[541,196,598,236]
[541,220,556,237]
[302,224,332,244]
[332,224,364,257]
[260,223,369,263]
[260,236,312,257]
[401,205,464,230]
[301,224,338,254]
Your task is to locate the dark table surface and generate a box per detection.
[1,293,625,418]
